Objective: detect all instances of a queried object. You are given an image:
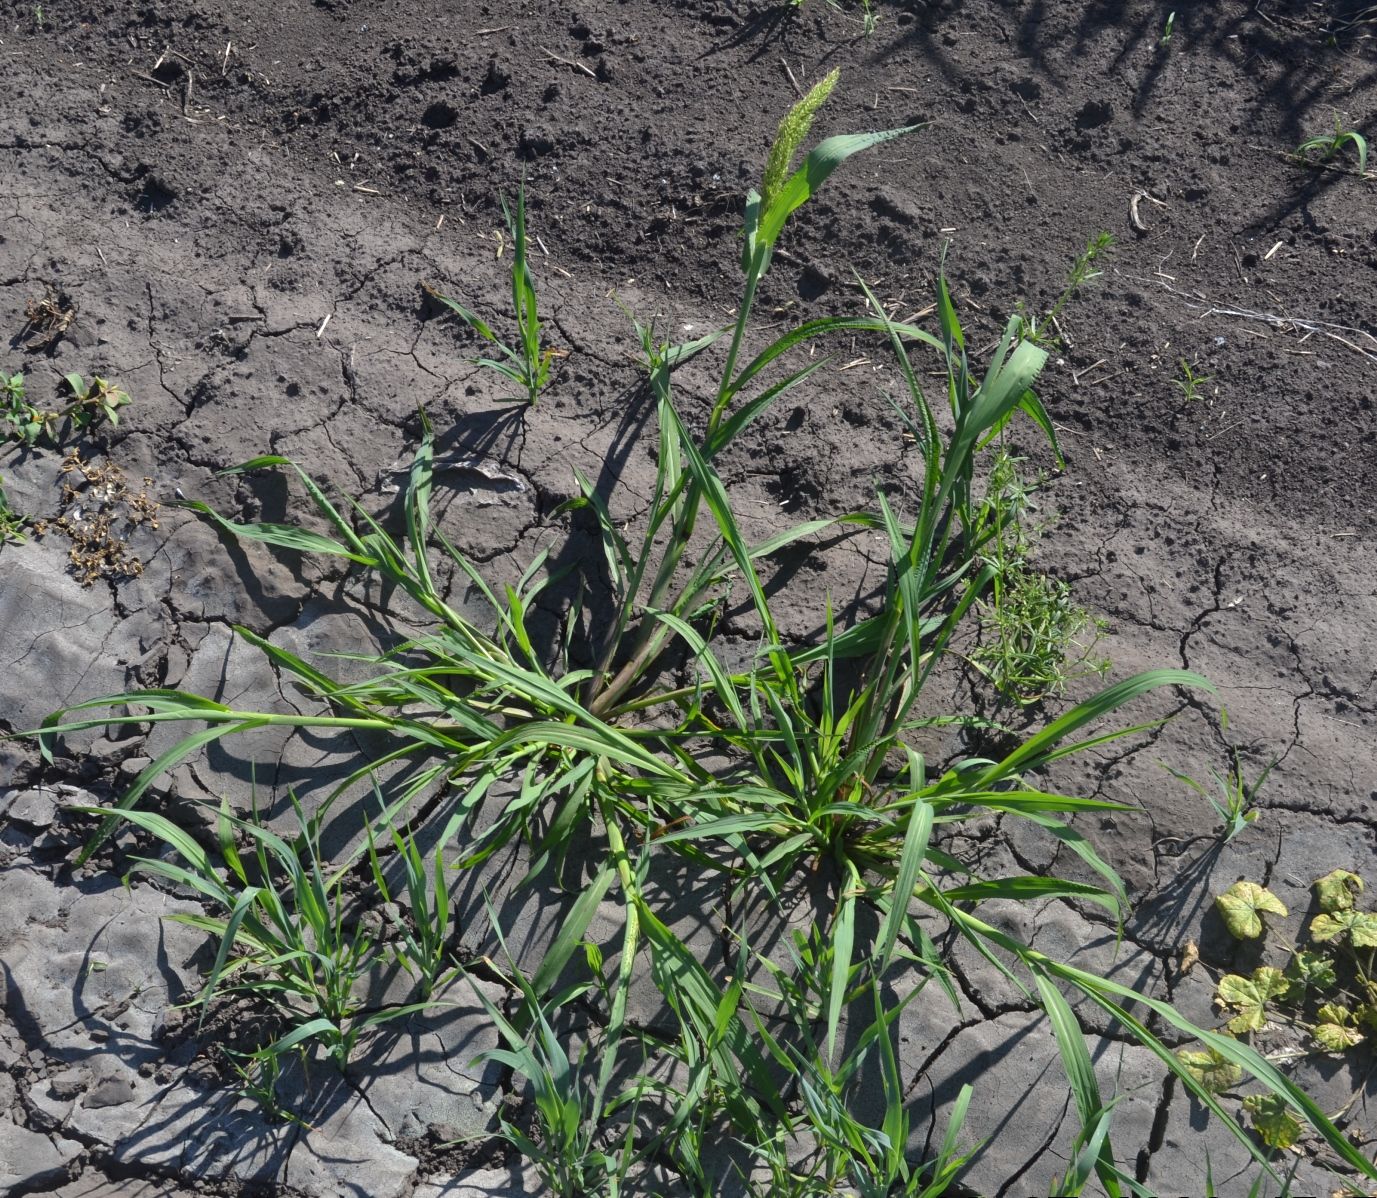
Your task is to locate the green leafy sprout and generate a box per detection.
[426,181,560,405]
[26,77,1377,1195]
[2,368,130,446]
[1173,357,1213,403]
[1295,116,1369,177]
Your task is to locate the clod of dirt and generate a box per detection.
[421,101,458,130]
[133,173,179,215]
[481,58,511,95]
[518,126,556,158]
[869,187,923,227]
[1010,76,1042,102]
[798,261,833,301]
[1075,98,1115,130]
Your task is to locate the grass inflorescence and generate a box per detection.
[28,76,1376,1197]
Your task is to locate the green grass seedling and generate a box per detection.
[1295,117,1369,176]
[1163,736,1274,844]
[427,183,558,404]
[738,930,975,1196]
[73,792,434,1090]
[467,909,646,1197]
[1173,357,1212,403]
[365,807,458,1000]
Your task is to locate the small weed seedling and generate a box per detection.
[1295,117,1369,177]
[426,184,560,404]
[63,372,131,432]
[2,369,131,447]
[1173,357,1212,403]
[0,475,25,544]
[1,370,43,444]
[1162,717,1275,843]
[1181,870,1377,1150]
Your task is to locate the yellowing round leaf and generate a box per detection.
[1176,1047,1243,1094]
[1310,909,1377,948]
[1313,1021,1363,1052]
[1216,968,1287,1034]
[1242,1094,1302,1149]
[1215,881,1288,940]
[1314,869,1364,914]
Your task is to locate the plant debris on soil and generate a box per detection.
[1,3,1375,1197]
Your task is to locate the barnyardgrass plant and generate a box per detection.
[78,791,434,1100]
[426,182,559,404]
[29,74,1377,1194]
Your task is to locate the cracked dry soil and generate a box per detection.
[1,1,1375,1195]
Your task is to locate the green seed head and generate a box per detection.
[762,68,841,212]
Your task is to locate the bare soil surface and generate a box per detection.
[2,1,1375,1195]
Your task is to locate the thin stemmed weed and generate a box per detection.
[1019,231,1113,350]
[27,75,1377,1194]
[968,448,1108,703]
[971,567,1108,704]
[426,182,560,404]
